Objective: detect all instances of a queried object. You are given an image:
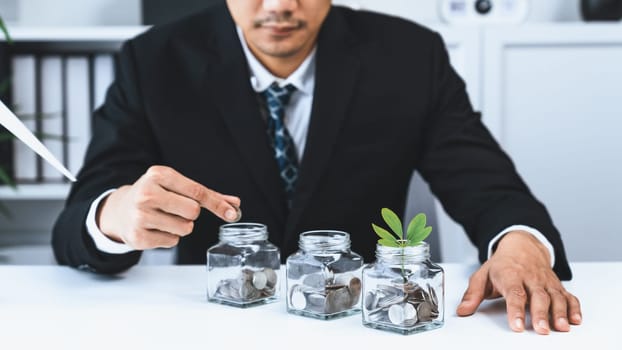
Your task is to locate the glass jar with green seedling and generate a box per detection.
[362,208,444,335]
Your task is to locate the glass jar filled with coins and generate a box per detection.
[362,242,444,334]
[286,230,363,319]
[207,223,280,307]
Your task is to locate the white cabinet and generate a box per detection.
[420,23,622,263]
[418,23,622,263]
[482,24,622,262]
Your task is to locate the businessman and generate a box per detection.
[52,0,581,335]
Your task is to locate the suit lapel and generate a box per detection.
[196,5,361,246]
[284,8,362,244]
[201,5,287,226]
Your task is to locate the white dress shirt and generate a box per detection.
[84,28,555,266]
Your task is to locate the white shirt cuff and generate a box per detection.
[85,189,135,254]
[487,225,556,267]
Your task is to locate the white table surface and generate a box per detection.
[0,263,619,349]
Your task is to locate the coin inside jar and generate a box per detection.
[403,302,417,322]
[306,292,327,307]
[264,268,278,288]
[239,281,259,300]
[302,273,326,289]
[348,277,362,306]
[416,301,434,322]
[325,287,352,314]
[365,291,379,310]
[252,271,268,290]
[388,304,405,325]
[290,285,307,310]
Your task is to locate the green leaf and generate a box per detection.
[0,16,12,44]
[0,201,12,219]
[406,213,426,242]
[408,226,432,246]
[0,132,14,142]
[372,223,397,243]
[381,207,403,239]
[0,166,15,188]
[33,132,73,142]
[378,238,400,247]
[0,77,10,95]
[0,132,71,142]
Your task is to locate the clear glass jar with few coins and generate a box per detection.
[362,242,444,334]
[286,230,363,319]
[206,223,281,307]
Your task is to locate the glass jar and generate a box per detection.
[286,230,363,320]
[362,242,444,335]
[206,223,280,307]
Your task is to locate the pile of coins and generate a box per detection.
[289,272,361,315]
[365,281,439,326]
[214,267,278,302]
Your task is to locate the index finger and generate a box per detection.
[148,166,241,222]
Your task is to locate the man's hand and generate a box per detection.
[97,165,241,250]
[456,231,582,334]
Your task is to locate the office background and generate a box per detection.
[1,0,621,265]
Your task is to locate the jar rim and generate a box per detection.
[375,241,430,261]
[219,222,268,242]
[220,222,266,231]
[299,230,351,252]
[300,229,349,238]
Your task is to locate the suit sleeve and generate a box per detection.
[52,40,158,274]
[417,33,572,280]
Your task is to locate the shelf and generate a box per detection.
[0,184,70,200]
[1,26,150,41]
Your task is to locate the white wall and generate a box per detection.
[335,0,582,23]
[0,0,583,26]
[0,0,141,25]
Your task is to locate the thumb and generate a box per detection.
[457,269,488,316]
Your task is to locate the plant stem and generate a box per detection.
[400,243,407,283]
[0,16,12,44]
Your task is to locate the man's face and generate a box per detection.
[227,0,331,59]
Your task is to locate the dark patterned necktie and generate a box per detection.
[261,82,299,208]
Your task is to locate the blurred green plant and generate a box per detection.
[0,14,13,217]
[0,16,11,44]
[0,16,69,218]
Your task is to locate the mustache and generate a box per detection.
[253,13,306,28]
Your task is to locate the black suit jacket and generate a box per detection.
[52,3,572,279]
